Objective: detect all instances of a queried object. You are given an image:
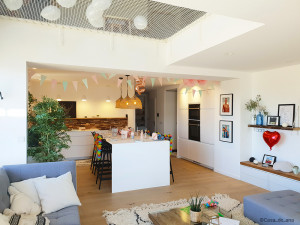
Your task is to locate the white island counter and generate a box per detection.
[107,137,170,193]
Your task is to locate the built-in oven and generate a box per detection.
[188,104,200,142]
[189,120,200,141]
[189,104,200,121]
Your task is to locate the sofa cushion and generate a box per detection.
[244,190,300,225]
[0,168,10,213]
[45,206,80,225]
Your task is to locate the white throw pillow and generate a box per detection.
[34,172,81,214]
[8,186,41,215]
[11,176,46,205]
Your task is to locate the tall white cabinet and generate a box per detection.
[177,89,215,168]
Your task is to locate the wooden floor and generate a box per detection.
[77,156,267,225]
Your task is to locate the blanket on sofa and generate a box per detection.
[0,209,50,225]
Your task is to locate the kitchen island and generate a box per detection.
[107,137,170,193]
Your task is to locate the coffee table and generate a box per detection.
[149,207,231,225]
[149,208,208,225]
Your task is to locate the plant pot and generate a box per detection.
[190,210,202,223]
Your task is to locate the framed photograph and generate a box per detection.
[267,116,280,126]
[278,104,295,127]
[219,120,233,143]
[220,94,233,116]
[262,154,277,166]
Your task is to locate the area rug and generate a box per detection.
[103,194,258,225]
[75,159,91,167]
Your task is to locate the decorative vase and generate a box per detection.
[256,112,264,126]
[190,210,202,223]
[293,166,299,175]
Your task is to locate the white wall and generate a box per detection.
[29,78,135,128]
[251,64,300,167]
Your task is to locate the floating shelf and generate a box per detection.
[240,161,300,182]
[248,124,300,131]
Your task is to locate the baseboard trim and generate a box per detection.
[214,169,240,180]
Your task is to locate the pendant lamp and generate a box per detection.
[115,77,123,108]
[120,75,132,109]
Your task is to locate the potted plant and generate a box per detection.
[245,95,268,125]
[28,95,71,162]
[189,195,204,222]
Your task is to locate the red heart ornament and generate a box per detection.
[263,131,281,150]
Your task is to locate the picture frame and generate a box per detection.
[267,116,280,126]
[262,154,277,166]
[278,104,295,127]
[219,120,233,143]
[220,94,233,116]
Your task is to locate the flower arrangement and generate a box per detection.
[203,200,219,208]
[245,95,268,120]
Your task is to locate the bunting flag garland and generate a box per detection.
[158,77,163,86]
[173,78,180,84]
[82,78,88,89]
[192,89,196,98]
[62,81,68,92]
[40,75,47,86]
[185,87,191,95]
[151,78,156,87]
[101,73,107,79]
[117,78,123,88]
[72,81,78,92]
[108,74,116,79]
[199,90,202,97]
[197,80,207,86]
[51,79,57,89]
[91,75,98,85]
[127,80,132,89]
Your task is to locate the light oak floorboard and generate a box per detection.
[77,156,267,225]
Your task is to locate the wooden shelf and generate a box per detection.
[248,124,300,131]
[240,161,300,182]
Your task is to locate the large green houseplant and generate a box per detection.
[28,95,70,162]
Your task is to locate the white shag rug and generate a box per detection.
[103,194,258,225]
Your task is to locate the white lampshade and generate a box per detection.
[134,15,148,30]
[3,0,23,11]
[86,4,104,28]
[56,0,77,8]
[41,6,61,21]
[92,0,112,10]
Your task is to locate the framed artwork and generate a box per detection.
[278,104,295,127]
[262,154,277,166]
[220,94,233,116]
[267,116,280,126]
[219,120,233,143]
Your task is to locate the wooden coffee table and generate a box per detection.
[149,208,208,225]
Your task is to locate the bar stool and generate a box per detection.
[96,140,112,190]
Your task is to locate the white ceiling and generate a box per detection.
[157,0,300,72]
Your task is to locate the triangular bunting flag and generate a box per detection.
[151,78,156,87]
[63,81,68,92]
[51,79,57,89]
[127,80,132,89]
[158,78,163,86]
[192,89,196,98]
[173,79,179,84]
[199,90,202,97]
[40,75,47,86]
[108,74,116,79]
[117,78,123,88]
[167,78,171,82]
[101,73,107,79]
[91,75,98,85]
[72,81,78,92]
[82,78,88,89]
[185,87,191,95]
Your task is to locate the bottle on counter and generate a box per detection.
[140,130,144,140]
[131,132,134,139]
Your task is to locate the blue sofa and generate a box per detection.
[244,190,300,225]
[0,161,81,225]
